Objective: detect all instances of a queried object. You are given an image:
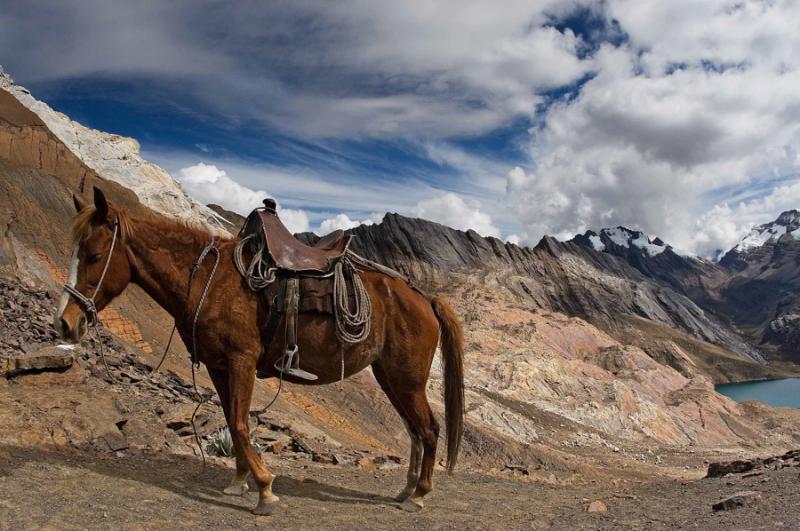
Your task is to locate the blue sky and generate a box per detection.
[2,1,799,255]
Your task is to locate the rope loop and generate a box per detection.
[333,256,372,344]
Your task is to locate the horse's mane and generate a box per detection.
[136,210,234,244]
[71,205,232,247]
[71,205,132,246]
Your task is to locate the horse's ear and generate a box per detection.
[72,193,87,213]
[93,186,109,220]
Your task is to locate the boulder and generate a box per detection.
[706,460,757,478]
[1,345,75,376]
[98,430,129,452]
[712,491,761,512]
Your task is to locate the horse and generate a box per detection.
[54,187,465,516]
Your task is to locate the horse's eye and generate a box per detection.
[87,253,102,263]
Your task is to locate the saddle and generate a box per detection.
[241,199,352,274]
[236,199,364,381]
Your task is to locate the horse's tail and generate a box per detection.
[430,296,465,473]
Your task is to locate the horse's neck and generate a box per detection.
[126,218,214,318]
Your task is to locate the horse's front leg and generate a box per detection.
[207,367,250,496]
[227,355,280,516]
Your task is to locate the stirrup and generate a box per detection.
[274,345,317,381]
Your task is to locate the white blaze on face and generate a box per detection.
[54,245,80,325]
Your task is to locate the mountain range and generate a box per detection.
[2,64,800,483]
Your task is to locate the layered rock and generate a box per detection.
[340,213,768,372]
[0,66,223,230]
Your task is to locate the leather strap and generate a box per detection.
[284,277,299,352]
[260,276,288,349]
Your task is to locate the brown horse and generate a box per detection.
[54,187,465,515]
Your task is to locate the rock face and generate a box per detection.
[716,211,800,360]
[0,67,223,231]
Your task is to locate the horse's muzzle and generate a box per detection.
[55,312,87,343]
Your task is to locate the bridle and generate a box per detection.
[62,218,119,326]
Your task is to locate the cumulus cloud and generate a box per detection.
[507,1,800,256]
[317,213,383,235]
[176,163,310,233]
[693,180,800,257]
[412,193,500,238]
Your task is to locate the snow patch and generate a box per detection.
[735,224,788,252]
[630,234,667,257]
[600,227,669,257]
[588,234,605,252]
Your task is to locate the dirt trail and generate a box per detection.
[1,445,798,530]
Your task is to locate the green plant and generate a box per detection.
[205,427,265,457]
[206,427,234,457]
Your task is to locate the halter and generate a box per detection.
[62,218,119,326]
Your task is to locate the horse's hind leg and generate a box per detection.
[372,362,423,502]
[227,355,280,515]
[396,388,439,512]
[208,368,250,496]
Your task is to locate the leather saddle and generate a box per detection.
[242,199,352,274]
[238,199,355,381]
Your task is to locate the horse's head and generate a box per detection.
[54,187,132,342]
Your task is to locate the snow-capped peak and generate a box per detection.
[733,210,800,253]
[580,226,689,257]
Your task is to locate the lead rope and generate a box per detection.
[144,239,220,468]
[187,240,220,468]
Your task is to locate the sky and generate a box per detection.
[1,0,799,256]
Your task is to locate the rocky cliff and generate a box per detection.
[0,67,223,231]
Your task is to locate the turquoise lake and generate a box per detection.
[716,378,800,408]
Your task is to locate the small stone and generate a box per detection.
[312,453,336,464]
[712,491,761,512]
[586,500,608,513]
[99,431,129,452]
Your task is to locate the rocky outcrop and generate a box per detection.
[1,345,74,377]
[0,66,223,231]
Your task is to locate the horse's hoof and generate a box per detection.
[400,497,424,512]
[251,495,280,516]
[395,488,414,502]
[223,483,249,496]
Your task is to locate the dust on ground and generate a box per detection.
[1,444,799,530]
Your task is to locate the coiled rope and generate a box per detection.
[233,234,276,290]
[332,256,371,344]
